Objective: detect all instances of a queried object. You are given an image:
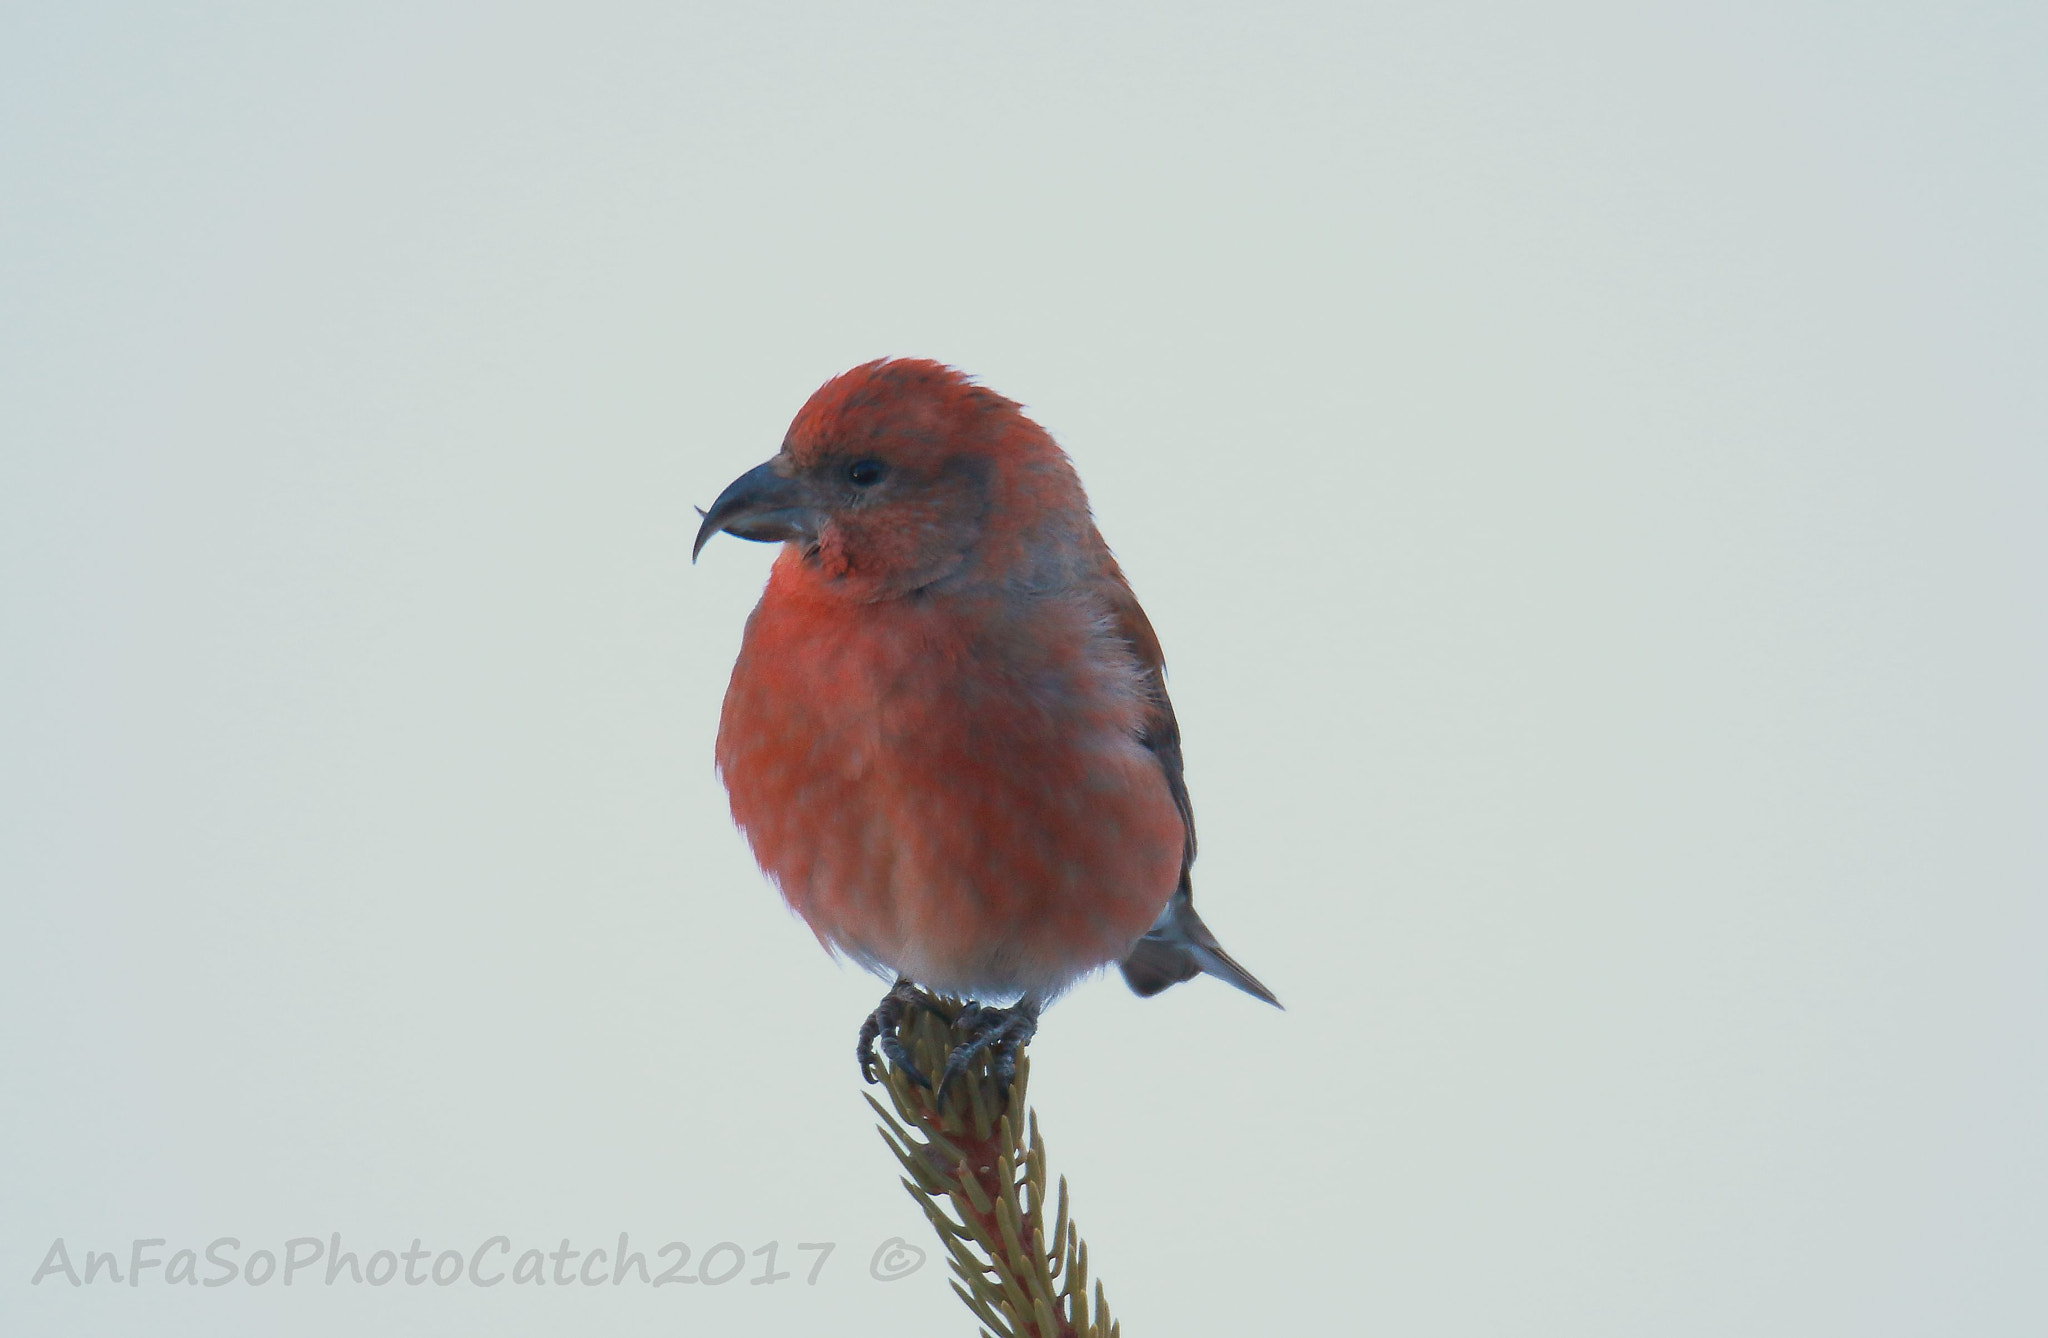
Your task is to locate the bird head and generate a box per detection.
[694,359,1090,600]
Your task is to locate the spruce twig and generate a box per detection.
[866,999,1121,1338]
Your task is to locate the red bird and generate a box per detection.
[696,359,1277,1089]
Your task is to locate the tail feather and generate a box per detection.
[1119,889,1280,1007]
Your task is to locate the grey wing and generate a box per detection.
[1097,561,1279,1006]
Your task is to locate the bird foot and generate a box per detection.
[857,978,947,1087]
[936,998,1040,1104]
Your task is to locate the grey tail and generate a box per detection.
[1119,888,1281,1008]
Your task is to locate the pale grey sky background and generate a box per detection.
[3,3,2043,1335]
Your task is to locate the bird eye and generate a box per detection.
[848,459,886,487]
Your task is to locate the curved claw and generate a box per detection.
[935,999,1040,1105]
[857,978,941,1087]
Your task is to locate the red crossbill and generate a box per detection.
[696,359,1277,1089]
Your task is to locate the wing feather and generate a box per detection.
[1093,545,1280,1007]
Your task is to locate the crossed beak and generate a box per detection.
[692,460,821,562]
